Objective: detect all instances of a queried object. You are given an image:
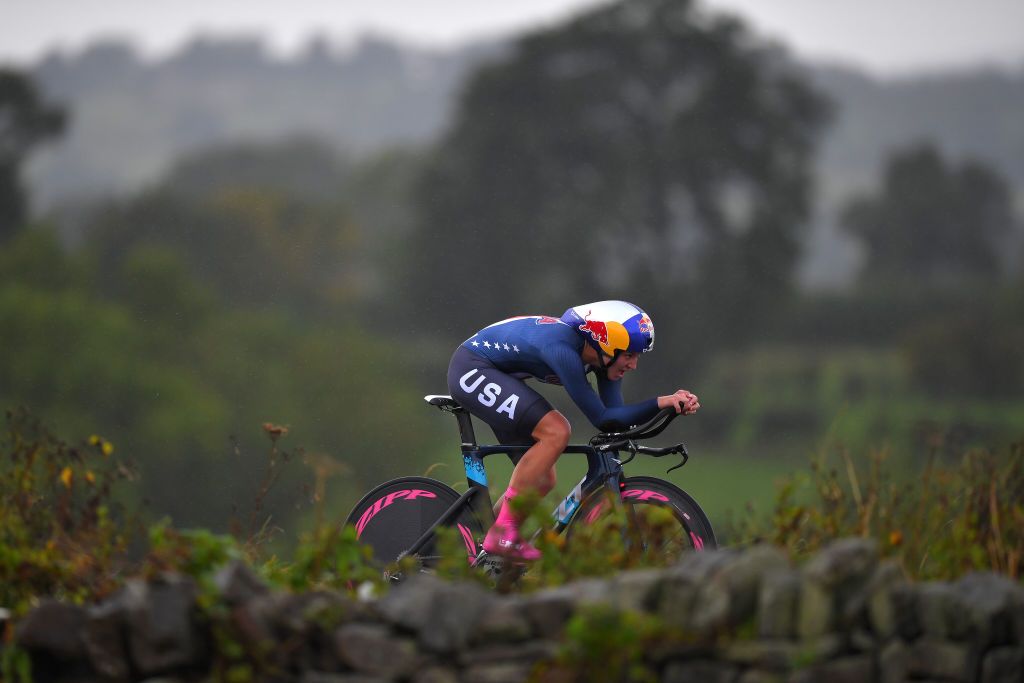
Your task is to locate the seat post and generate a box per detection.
[454,408,478,448]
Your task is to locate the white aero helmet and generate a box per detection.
[559,300,655,359]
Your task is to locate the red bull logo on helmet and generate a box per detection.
[637,316,653,334]
[579,317,609,345]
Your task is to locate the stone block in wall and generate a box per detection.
[758,570,800,640]
[662,546,789,635]
[736,670,787,683]
[375,574,494,653]
[878,640,909,683]
[890,582,922,641]
[458,640,559,668]
[721,639,799,671]
[787,655,873,683]
[798,538,879,639]
[659,549,740,633]
[264,589,355,673]
[981,646,1024,683]
[14,599,88,660]
[332,622,419,678]
[796,579,832,639]
[123,575,207,677]
[225,592,279,653]
[865,560,909,642]
[275,590,356,636]
[905,639,976,683]
[722,634,841,673]
[14,598,92,683]
[472,597,533,644]
[697,545,790,634]
[520,591,575,640]
[802,538,878,590]
[83,596,130,680]
[373,574,439,631]
[213,558,271,606]
[301,672,391,683]
[610,568,665,612]
[955,572,1024,649]
[412,666,459,683]
[462,661,538,683]
[662,658,740,683]
[917,582,970,640]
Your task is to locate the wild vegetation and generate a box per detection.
[0,0,1022,620]
[1,406,1020,626]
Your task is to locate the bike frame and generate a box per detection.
[400,402,629,560]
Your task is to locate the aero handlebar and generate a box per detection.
[590,407,678,446]
[590,407,690,473]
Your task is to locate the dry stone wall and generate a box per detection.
[6,539,1024,682]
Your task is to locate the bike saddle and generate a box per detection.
[424,395,462,410]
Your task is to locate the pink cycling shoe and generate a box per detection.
[482,524,542,562]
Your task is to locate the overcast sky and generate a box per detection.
[2,0,1023,76]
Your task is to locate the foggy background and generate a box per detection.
[2,0,1022,542]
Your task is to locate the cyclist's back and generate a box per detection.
[461,315,577,382]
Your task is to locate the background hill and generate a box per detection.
[23,35,1024,287]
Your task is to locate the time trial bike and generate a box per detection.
[345,395,716,574]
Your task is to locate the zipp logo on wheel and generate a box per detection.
[356,489,436,536]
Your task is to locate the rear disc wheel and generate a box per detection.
[345,476,484,571]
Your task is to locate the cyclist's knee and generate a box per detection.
[534,411,571,450]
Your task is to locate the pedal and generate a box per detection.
[471,549,506,578]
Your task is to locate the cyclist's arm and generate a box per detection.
[542,343,659,430]
[596,371,623,407]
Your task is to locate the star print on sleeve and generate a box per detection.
[483,341,491,348]
[471,340,480,347]
[513,345,520,353]
[503,343,511,351]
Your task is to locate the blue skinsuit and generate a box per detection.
[461,316,659,431]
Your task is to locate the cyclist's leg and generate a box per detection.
[508,410,568,495]
[484,411,568,560]
[490,426,555,513]
[447,347,560,560]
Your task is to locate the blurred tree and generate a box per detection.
[84,186,360,314]
[117,246,219,360]
[161,136,351,203]
[841,142,1018,285]
[407,0,830,356]
[0,69,66,240]
[900,310,1024,398]
[0,239,447,531]
[0,227,89,291]
[340,146,430,324]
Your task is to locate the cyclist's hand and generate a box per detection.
[658,390,700,415]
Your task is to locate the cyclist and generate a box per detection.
[447,300,700,561]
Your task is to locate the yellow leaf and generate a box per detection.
[102,441,114,457]
[85,470,96,484]
[59,467,73,489]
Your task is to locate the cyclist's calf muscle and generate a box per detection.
[508,410,569,495]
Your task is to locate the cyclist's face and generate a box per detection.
[606,351,639,380]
